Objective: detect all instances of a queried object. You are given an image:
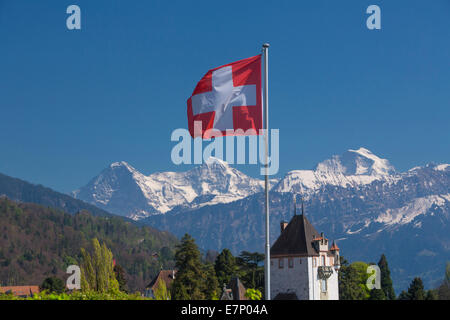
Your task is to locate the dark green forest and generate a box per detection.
[0,197,178,292]
[0,172,112,217]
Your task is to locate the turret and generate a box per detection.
[330,241,340,271]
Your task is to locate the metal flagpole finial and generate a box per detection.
[263,43,270,48]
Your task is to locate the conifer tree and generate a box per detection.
[378,254,396,299]
[214,249,237,287]
[397,290,410,300]
[40,277,65,294]
[369,288,386,300]
[407,277,425,300]
[172,234,207,300]
[204,263,219,300]
[114,264,128,293]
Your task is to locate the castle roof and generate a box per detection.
[330,241,340,251]
[146,270,176,291]
[270,214,320,257]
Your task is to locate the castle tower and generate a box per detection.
[270,206,340,300]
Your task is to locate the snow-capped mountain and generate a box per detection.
[72,157,267,219]
[273,147,397,195]
[141,149,449,291]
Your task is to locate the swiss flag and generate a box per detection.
[187,55,262,138]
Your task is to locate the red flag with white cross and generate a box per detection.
[187,55,262,138]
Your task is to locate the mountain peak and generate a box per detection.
[203,156,229,167]
[348,147,374,157]
[110,161,137,173]
[199,157,233,174]
[274,148,397,194]
[316,147,395,176]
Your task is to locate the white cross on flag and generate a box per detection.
[187,55,262,138]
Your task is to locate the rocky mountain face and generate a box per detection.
[139,149,449,292]
[72,157,268,219]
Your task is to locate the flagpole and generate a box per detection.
[262,42,270,300]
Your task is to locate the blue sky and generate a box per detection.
[1,0,449,193]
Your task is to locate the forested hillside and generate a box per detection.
[0,197,178,292]
[0,173,113,217]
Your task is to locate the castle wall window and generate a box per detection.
[313,258,317,267]
[279,258,284,269]
[288,258,294,268]
[299,258,302,264]
[322,255,326,266]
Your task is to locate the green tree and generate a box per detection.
[80,238,119,293]
[245,288,262,300]
[236,251,264,293]
[437,262,450,300]
[153,279,171,300]
[40,277,65,294]
[351,261,371,299]
[378,254,396,300]
[369,289,386,300]
[407,277,425,300]
[172,234,207,300]
[114,264,128,293]
[425,289,438,300]
[204,263,219,300]
[214,249,238,287]
[397,290,410,300]
[338,258,369,300]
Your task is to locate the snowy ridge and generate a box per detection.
[74,148,449,222]
[343,193,450,236]
[132,157,265,214]
[273,147,397,195]
[434,164,450,172]
[375,194,450,226]
[73,157,267,219]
